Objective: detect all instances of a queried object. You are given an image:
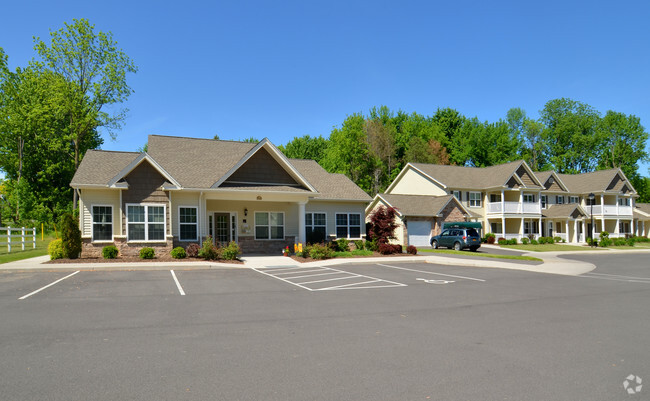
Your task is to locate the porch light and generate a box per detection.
[244,208,248,216]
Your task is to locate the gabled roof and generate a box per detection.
[635,203,650,217]
[542,204,587,219]
[557,169,636,195]
[369,193,470,217]
[534,171,570,192]
[71,135,370,201]
[404,160,543,190]
[70,150,140,187]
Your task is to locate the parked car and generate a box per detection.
[430,228,481,251]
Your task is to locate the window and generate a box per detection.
[490,193,501,202]
[619,221,630,233]
[569,196,579,204]
[524,222,530,234]
[618,198,630,206]
[541,195,547,209]
[127,204,166,241]
[336,213,361,239]
[255,212,284,240]
[556,196,564,205]
[179,207,198,241]
[523,194,535,203]
[452,191,461,201]
[306,212,327,240]
[92,206,113,241]
[556,222,562,233]
[490,222,502,234]
[469,192,482,207]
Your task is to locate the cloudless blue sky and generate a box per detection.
[2,0,649,176]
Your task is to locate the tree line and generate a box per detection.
[279,102,650,201]
[0,19,136,227]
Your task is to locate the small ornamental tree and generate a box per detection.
[368,206,398,245]
[61,213,82,259]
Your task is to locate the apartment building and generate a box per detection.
[366,160,649,247]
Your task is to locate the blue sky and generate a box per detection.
[2,0,649,176]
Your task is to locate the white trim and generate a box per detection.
[108,153,180,189]
[125,203,167,242]
[335,212,363,239]
[178,205,199,242]
[254,211,286,240]
[90,204,114,242]
[211,139,317,193]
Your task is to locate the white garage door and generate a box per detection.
[408,221,432,247]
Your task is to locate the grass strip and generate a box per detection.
[419,248,542,262]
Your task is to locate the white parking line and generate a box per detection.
[376,264,486,282]
[170,270,186,295]
[585,272,650,280]
[19,271,80,300]
[252,266,406,291]
[579,273,650,284]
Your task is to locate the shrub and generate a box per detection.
[530,239,538,245]
[309,243,333,259]
[221,241,241,260]
[186,243,200,258]
[140,247,155,259]
[599,237,612,247]
[102,245,118,259]
[486,233,496,244]
[61,213,82,259]
[599,231,610,240]
[521,237,529,245]
[335,238,350,252]
[507,238,517,245]
[306,229,326,244]
[378,243,396,255]
[171,247,187,259]
[626,237,636,246]
[198,237,219,260]
[354,240,365,251]
[633,236,649,242]
[497,238,507,245]
[406,245,417,255]
[366,238,379,252]
[48,239,65,260]
[553,236,562,243]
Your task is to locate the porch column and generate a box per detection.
[519,191,523,213]
[600,194,605,233]
[616,194,619,215]
[501,189,505,214]
[538,218,542,239]
[565,219,569,242]
[298,201,306,245]
[574,219,578,243]
[615,218,620,236]
[501,217,506,237]
[520,218,524,240]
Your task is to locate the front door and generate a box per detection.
[214,213,231,246]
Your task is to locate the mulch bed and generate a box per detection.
[45,256,243,264]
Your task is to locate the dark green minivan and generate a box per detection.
[430,228,481,251]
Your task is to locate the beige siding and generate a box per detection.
[389,168,447,196]
[516,165,536,186]
[205,199,299,238]
[79,188,121,238]
[307,201,367,238]
[544,179,564,192]
[170,191,200,237]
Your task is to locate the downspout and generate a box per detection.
[199,192,204,244]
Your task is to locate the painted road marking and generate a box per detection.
[170,270,186,295]
[252,266,406,291]
[417,278,455,284]
[19,271,80,300]
[376,264,486,282]
[579,272,650,284]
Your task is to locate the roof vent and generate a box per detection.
[548,177,554,183]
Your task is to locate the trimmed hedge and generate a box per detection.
[171,247,187,259]
[139,247,155,259]
[48,239,65,260]
[102,245,118,259]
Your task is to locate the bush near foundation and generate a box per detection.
[61,213,82,259]
[186,243,200,258]
[406,245,417,255]
[171,247,186,259]
[308,243,333,259]
[139,247,155,259]
[48,239,65,260]
[102,245,118,259]
[221,241,241,260]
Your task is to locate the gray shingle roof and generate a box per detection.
[70,150,140,187]
[289,159,371,201]
[410,160,542,189]
[541,204,586,218]
[71,135,371,202]
[635,203,650,216]
[378,194,462,216]
[556,169,621,194]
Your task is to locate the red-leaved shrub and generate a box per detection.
[186,243,200,258]
[406,245,417,255]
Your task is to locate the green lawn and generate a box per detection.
[419,248,542,262]
[498,244,600,252]
[0,232,56,264]
[333,249,374,258]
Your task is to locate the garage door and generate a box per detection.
[408,221,432,247]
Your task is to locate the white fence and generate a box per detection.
[1,227,36,253]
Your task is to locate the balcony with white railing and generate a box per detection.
[588,204,633,217]
[487,202,541,215]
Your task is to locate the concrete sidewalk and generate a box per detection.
[0,250,603,276]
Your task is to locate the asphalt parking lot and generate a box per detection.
[1,254,649,400]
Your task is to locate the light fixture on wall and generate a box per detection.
[256,196,262,200]
[244,208,248,216]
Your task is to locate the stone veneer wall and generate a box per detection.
[238,236,296,255]
[82,237,174,258]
